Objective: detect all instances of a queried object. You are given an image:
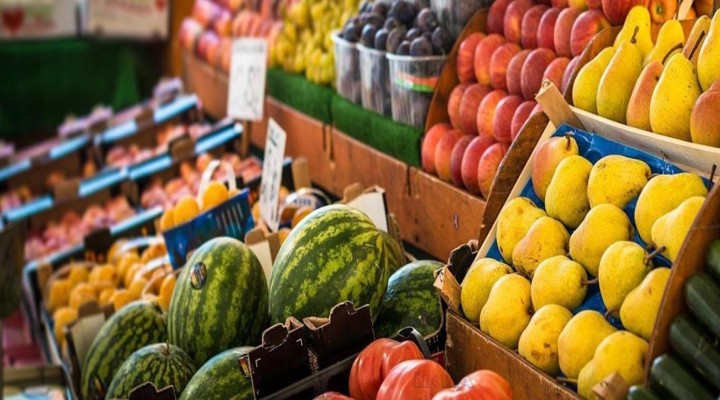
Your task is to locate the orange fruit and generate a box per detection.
[89,281,114,296]
[279,186,290,199]
[110,290,133,311]
[200,181,229,211]
[106,239,130,262]
[159,274,176,300]
[278,228,292,246]
[128,277,148,300]
[149,268,169,292]
[69,283,96,310]
[229,188,241,197]
[292,206,314,228]
[124,263,143,288]
[174,195,200,226]
[143,293,159,303]
[157,295,171,311]
[141,243,167,263]
[88,264,117,285]
[117,253,141,283]
[47,279,73,312]
[98,288,116,306]
[67,264,89,286]
[53,307,78,344]
[252,201,261,222]
[159,207,175,232]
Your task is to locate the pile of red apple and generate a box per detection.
[422,0,616,198]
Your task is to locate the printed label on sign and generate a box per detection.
[260,119,287,232]
[228,38,267,122]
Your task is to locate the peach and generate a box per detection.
[461,136,496,194]
[504,0,537,44]
[537,8,561,51]
[586,0,603,8]
[521,48,557,100]
[435,130,468,182]
[506,50,531,96]
[690,81,720,147]
[478,143,511,199]
[561,56,581,94]
[542,57,571,90]
[450,136,475,188]
[457,33,485,84]
[448,84,472,129]
[474,34,507,86]
[570,9,610,57]
[493,95,525,143]
[522,5,550,49]
[477,90,509,139]
[511,100,538,141]
[554,7,582,57]
[488,0,513,34]
[422,123,452,174]
[459,84,492,135]
[490,43,522,91]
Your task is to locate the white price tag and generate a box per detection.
[260,119,287,232]
[228,38,268,122]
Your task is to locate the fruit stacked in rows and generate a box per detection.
[341,1,453,56]
[179,0,284,72]
[422,0,611,197]
[459,133,708,398]
[273,0,359,84]
[573,7,720,147]
[48,241,173,350]
[25,196,137,261]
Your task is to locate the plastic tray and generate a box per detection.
[332,32,362,105]
[358,44,392,116]
[387,53,446,128]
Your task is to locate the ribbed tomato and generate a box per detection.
[432,370,512,400]
[376,360,454,400]
[314,392,355,399]
[349,339,425,400]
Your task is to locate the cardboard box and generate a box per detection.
[0,0,77,40]
[83,0,169,39]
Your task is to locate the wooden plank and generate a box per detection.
[446,311,579,400]
[182,52,229,119]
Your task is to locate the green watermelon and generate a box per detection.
[168,237,268,367]
[270,205,391,324]
[105,343,196,399]
[374,260,444,338]
[179,347,254,400]
[80,301,167,400]
[381,230,406,274]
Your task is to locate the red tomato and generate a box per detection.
[349,339,425,400]
[314,392,354,400]
[432,370,512,400]
[376,360,454,400]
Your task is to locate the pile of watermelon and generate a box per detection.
[79,205,445,399]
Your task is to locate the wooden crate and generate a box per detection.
[182,51,229,119]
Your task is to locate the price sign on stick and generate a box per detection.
[260,119,287,232]
[228,38,268,122]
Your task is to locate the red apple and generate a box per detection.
[551,0,569,6]
[474,34,507,85]
[554,7,582,57]
[570,9,610,57]
[522,5,550,49]
[537,8,561,51]
[504,0,537,44]
[459,84,492,135]
[461,136,496,194]
[543,57,571,90]
[450,136,474,187]
[457,33,485,84]
[422,123,452,174]
[478,143,511,198]
[601,0,648,25]
[506,50,531,96]
[511,100,538,141]
[561,56,581,94]
[586,0,603,9]
[493,95,525,143]
[521,48,557,100]
[435,130,468,182]
[448,84,472,129]
[488,0,513,34]
[490,43,522,91]
[477,90,509,139]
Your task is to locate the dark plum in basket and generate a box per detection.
[406,27,422,41]
[432,26,453,55]
[342,18,361,42]
[409,36,433,56]
[375,28,390,51]
[397,41,411,55]
[386,27,406,53]
[361,12,385,28]
[416,8,438,32]
[360,24,378,47]
[389,1,416,26]
[372,2,389,16]
[384,17,401,30]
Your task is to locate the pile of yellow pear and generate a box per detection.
[573,7,720,147]
[460,134,709,398]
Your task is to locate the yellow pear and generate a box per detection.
[573,47,616,113]
[518,304,573,375]
[546,155,592,229]
[613,6,654,58]
[649,53,702,141]
[698,10,720,91]
[512,217,570,278]
[531,255,588,311]
[569,204,633,277]
[578,360,598,400]
[597,41,644,123]
[480,274,532,349]
[652,196,706,262]
[587,155,651,209]
[598,241,653,315]
[532,135,580,202]
[635,173,708,245]
[644,19,685,67]
[558,311,617,379]
[620,267,671,340]
[496,197,547,263]
[590,331,649,390]
[683,15,711,65]
[460,258,513,323]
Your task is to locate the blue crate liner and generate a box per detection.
[162,188,255,269]
[484,123,713,329]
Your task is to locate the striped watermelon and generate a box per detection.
[80,301,167,400]
[381,231,406,275]
[179,347,254,400]
[269,205,391,324]
[105,343,196,399]
[168,237,268,367]
[374,260,444,338]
